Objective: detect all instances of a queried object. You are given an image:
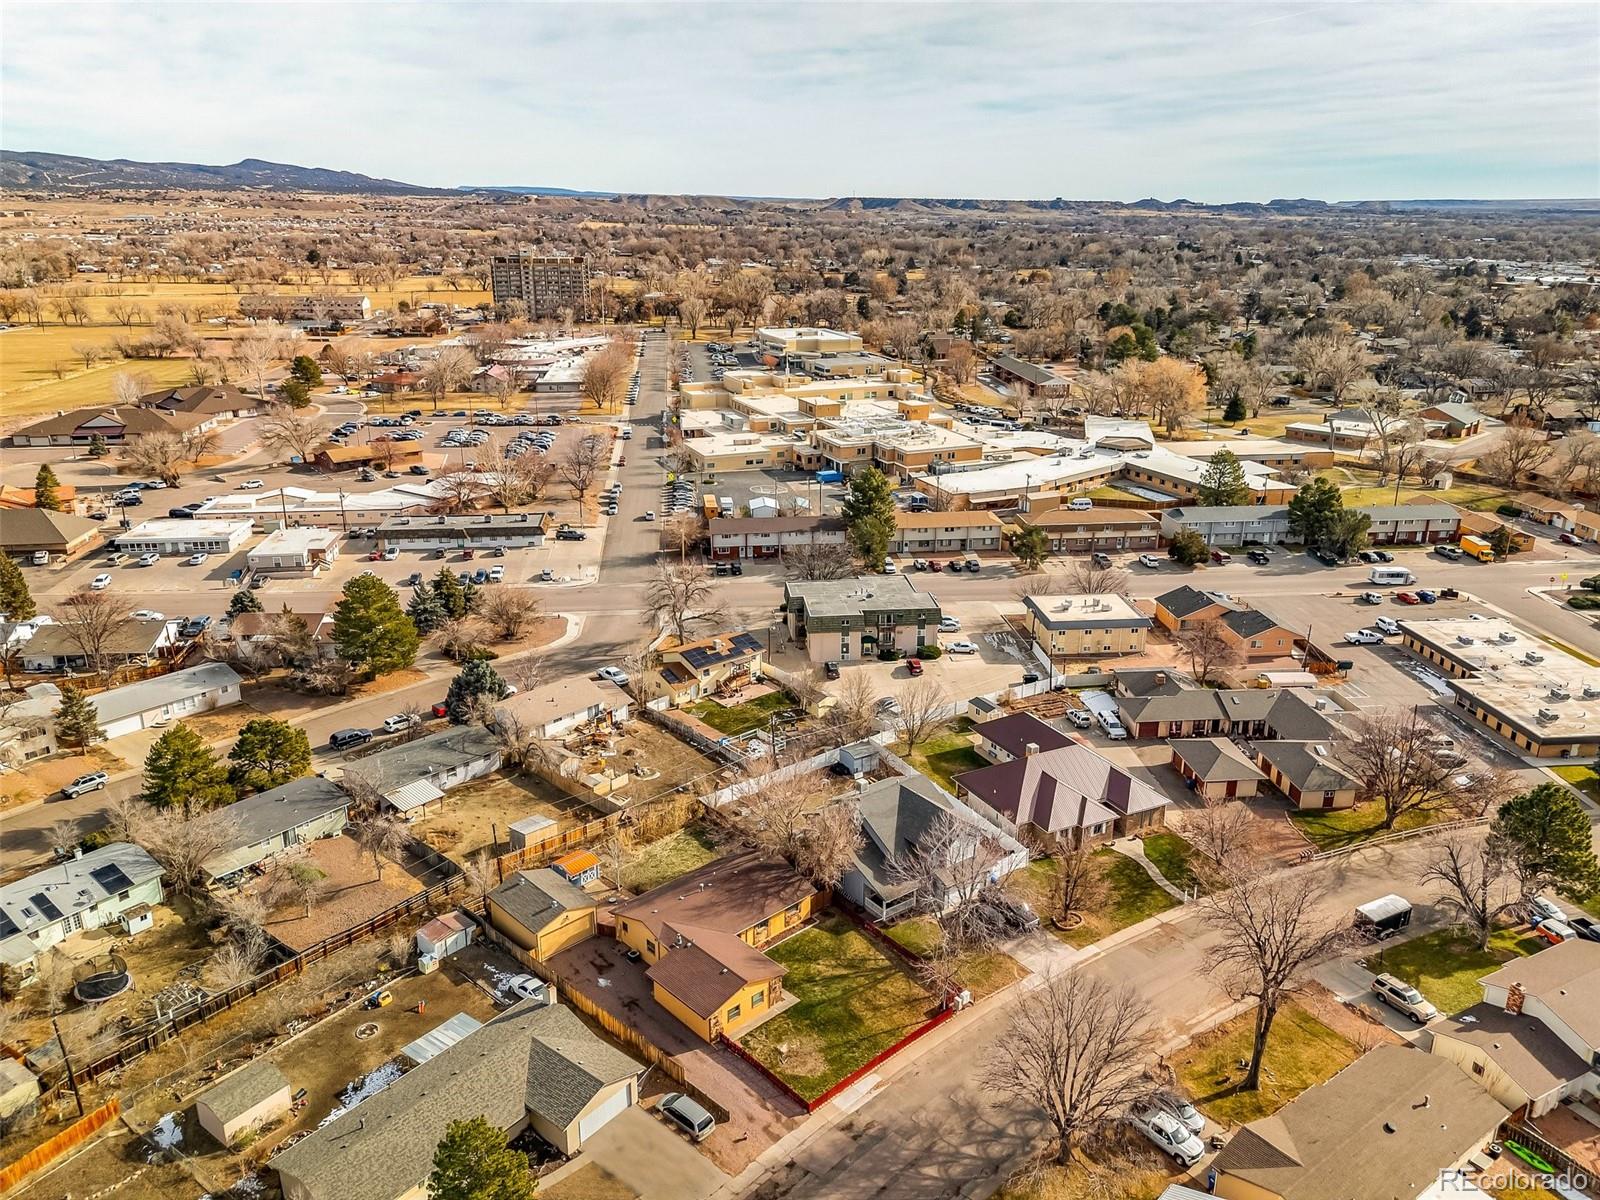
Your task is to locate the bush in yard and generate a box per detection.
[1496,503,1521,518]
[227,588,264,616]
[1168,528,1210,566]
[918,644,943,659]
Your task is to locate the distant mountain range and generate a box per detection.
[4,149,1597,213]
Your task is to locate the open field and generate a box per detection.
[741,914,937,1101]
[1173,999,1360,1128]
[411,769,599,860]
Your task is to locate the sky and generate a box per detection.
[4,2,1597,202]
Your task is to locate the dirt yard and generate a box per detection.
[601,721,716,803]
[256,835,422,952]
[0,744,129,811]
[247,667,434,720]
[411,770,602,860]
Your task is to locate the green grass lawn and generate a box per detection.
[899,721,986,795]
[687,689,796,736]
[1175,1001,1360,1128]
[1365,926,1545,1014]
[1007,852,1179,949]
[1552,764,1600,803]
[620,822,723,893]
[882,916,1029,1001]
[1289,799,1456,852]
[741,915,937,1101]
[1139,831,1206,894]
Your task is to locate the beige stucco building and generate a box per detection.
[1023,593,1152,658]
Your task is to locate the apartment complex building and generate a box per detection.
[1023,593,1152,658]
[783,575,941,663]
[239,293,371,323]
[490,252,591,318]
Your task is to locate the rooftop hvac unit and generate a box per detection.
[1583,684,1600,699]
[1524,651,1545,665]
[1537,708,1560,723]
[1457,635,1475,646]
[1497,630,1516,642]
[1549,687,1571,701]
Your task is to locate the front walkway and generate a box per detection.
[1107,836,1188,901]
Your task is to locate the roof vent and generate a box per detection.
[1383,1122,1397,1134]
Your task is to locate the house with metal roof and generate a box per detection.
[201,777,350,882]
[342,725,502,816]
[270,999,644,1199]
[639,630,767,707]
[0,844,164,977]
[954,742,1171,847]
[89,662,242,740]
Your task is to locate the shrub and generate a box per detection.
[1566,593,1600,610]
[1580,574,1600,592]
[917,644,943,659]
[1496,503,1521,518]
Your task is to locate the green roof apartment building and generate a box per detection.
[782,575,941,665]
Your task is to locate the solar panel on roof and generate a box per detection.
[30,893,62,921]
[90,863,134,893]
[0,912,19,939]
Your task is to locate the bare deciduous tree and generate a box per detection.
[1063,558,1128,596]
[1337,709,1478,830]
[1199,869,1350,1091]
[987,970,1155,1165]
[1172,619,1241,685]
[1422,835,1521,951]
[57,589,127,682]
[555,431,609,506]
[422,345,476,413]
[120,431,189,487]
[644,559,725,642]
[1051,841,1104,923]
[799,799,863,888]
[353,814,409,881]
[1176,800,1261,880]
[890,811,1006,951]
[658,512,703,561]
[259,405,330,463]
[783,542,856,581]
[476,588,543,640]
[231,333,280,399]
[893,679,949,755]
[1479,417,1554,491]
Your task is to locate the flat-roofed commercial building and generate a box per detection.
[783,575,941,664]
[1399,615,1600,757]
[755,327,863,356]
[490,253,591,317]
[246,527,341,574]
[1023,593,1152,658]
[377,511,548,550]
[114,519,253,556]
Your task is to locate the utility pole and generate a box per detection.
[52,1018,85,1118]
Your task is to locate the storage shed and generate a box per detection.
[415,910,475,961]
[551,849,600,886]
[508,813,557,850]
[0,1058,40,1124]
[837,740,881,777]
[194,1061,291,1147]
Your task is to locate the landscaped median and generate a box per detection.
[738,915,942,1104]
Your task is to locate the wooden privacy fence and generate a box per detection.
[0,1097,120,1191]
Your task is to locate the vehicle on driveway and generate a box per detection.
[1372,973,1438,1023]
[1137,553,1161,569]
[597,666,629,686]
[1151,1093,1206,1135]
[824,661,840,680]
[1127,1105,1205,1167]
[62,772,110,798]
[657,1093,715,1142]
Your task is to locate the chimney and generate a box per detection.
[1024,742,1040,757]
[1504,982,1525,1015]
[1154,672,1167,686]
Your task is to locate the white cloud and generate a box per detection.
[3,1,1595,200]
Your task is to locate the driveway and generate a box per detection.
[550,935,805,1173]
[558,1106,727,1200]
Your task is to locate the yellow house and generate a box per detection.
[486,867,597,961]
[614,850,821,1042]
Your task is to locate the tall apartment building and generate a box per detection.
[490,253,591,318]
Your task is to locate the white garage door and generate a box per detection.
[577,1083,632,1144]
[102,714,144,740]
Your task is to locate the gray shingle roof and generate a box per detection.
[202,777,350,878]
[489,868,594,936]
[196,1061,290,1126]
[0,843,162,953]
[270,1001,640,1200]
[1154,585,1236,619]
[91,662,241,725]
[1169,738,1266,783]
[851,773,960,896]
[343,725,501,795]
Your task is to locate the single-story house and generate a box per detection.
[973,712,1075,763]
[640,630,766,707]
[1417,400,1484,438]
[1013,507,1161,555]
[246,527,342,574]
[494,675,630,740]
[0,844,165,977]
[1168,738,1266,800]
[839,773,1027,923]
[141,385,259,421]
[114,519,254,557]
[194,1062,291,1148]
[313,443,425,472]
[345,725,502,817]
[1449,505,1535,552]
[377,511,548,550]
[270,999,644,1199]
[990,354,1069,400]
[0,508,102,559]
[21,616,177,674]
[954,742,1171,847]
[488,868,597,962]
[1116,685,1336,743]
[1152,585,1236,633]
[8,404,206,447]
[201,777,350,882]
[1429,939,1600,1119]
[90,662,242,740]
[1252,740,1361,810]
[1210,1046,1507,1200]
[614,851,821,1042]
[1511,493,1580,532]
[0,483,80,512]
[229,610,337,658]
[889,510,1004,555]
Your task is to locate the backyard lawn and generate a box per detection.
[1007,852,1178,949]
[688,689,796,736]
[883,915,1030,1001]
[741,915,937,1101]
[1363,926,1545,1014]
[1290,799,1456,852]
[898,720,986,795]
[621,821,726,893]
[1174,1000,1360,1127]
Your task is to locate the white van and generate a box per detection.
[1067,497,1093,511]
[1368,566,1415,586]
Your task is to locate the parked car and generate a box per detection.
[906,658,923,676]
[187,553,209,566]
[946,640,979,654]
[1067,709,1093,728]
[1567,915,1600,943]
[328,728,373,750]
[1373,616,1401,635]
[657,1093,715,1142]
[1527,895,1566,925]
[1396,591,1422,605]
[1359,591,1383,605]
[1416,589,1438,603]
[1370,972,1438,1023]
[597,666,630,686]
[1090,552,1112,568]
[824,661,841,680]
[181,615,212,638]
[1247,549,1271,565]
[1359,550,1381,564]
[556,528,587,541]
[62,772,110,798]
[130,609,164,621]
[1312,548,1340,566]
[1151,1093,1206,1135]
[240,479,264,489]
[1535,919,1576,946]
[90,573,112,589]
[488,565,504,583]
[1344,629,1383,645]
[1097,711,1128,740]
[1434,544,1463,560]
[1137,553,1161,569]
[939,616,962,632]
[382,713,419,734]
[1128,1105,1205,1167]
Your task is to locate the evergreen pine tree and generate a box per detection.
[0,554,38,621]
[1223,394,1247,422]
[444,658,510,724]
[427,1116,534,1200]
[333,574,419,677]
[430,568,469,619]
[1195,450,1251,507]
[86,434,110,458]
[53,683,105,750]
[228,588,265,616]
[33,465,62,511]
[142,723,233,813]
[407,584,446,633]
[227,718,312,793]
[840,465,898,567]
